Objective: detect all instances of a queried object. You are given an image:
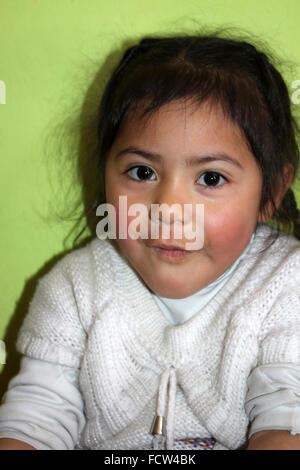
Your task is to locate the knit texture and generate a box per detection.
[16,223,300,450]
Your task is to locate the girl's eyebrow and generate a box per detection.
[115,146,244,170]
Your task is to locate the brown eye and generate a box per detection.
[127,165,156,181]
[197,171,227,188]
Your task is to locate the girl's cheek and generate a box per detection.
[205,209,251,249]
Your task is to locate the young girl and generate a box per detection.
[0,32,300,451]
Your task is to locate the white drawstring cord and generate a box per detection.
[151,366,177,450]
[166,367,176,450]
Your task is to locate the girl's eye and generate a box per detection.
[126,165,156,181]
[197,171,227,189]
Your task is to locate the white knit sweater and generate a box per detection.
[10,223,300,449]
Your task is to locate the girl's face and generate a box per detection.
[104,100,264,298]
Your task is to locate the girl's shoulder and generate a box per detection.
[49,237,125,280]
[43,237,136,298]
[251,222,300,261]
[246,223,300,292]
[16,238,128,366]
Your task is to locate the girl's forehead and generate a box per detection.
[115,99,247,148]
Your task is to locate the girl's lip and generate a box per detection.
[149,244,195,258]
[151,244,188,251]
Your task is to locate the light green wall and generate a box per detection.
[0,0,300,379]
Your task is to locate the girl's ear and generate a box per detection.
[258,163,294,223]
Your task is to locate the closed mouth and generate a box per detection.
[149,244,187,251]
[147,243,197,254]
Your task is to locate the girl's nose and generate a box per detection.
[149,180,192,226]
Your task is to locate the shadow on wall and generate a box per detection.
[0,36,140,400]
